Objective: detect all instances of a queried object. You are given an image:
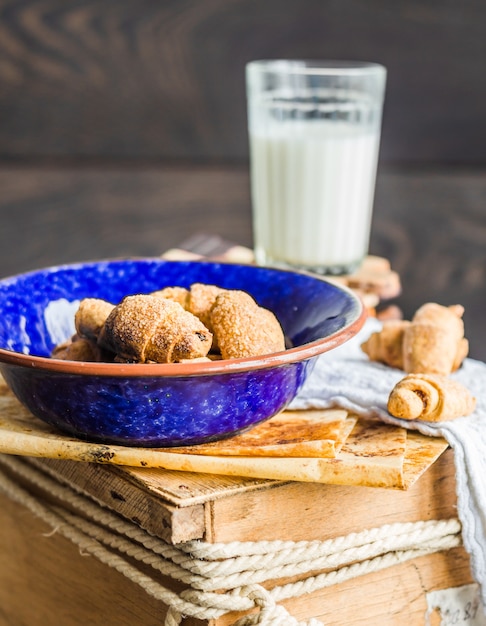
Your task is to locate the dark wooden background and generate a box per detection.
[0,0,485,358]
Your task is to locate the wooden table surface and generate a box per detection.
[0,2,484,358]
[0,163,484,360]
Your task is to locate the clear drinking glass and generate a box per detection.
[246,60,387,275]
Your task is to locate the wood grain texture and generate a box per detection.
[0,492,185,626]
[371,167,486,361]
[0,0,486,163]
[206,447,458,543]
[218,549,474,626]
[0,0,484,363]
[0,464,473,626]
[0,445,472,626]
[0,164,484,360]
[28,458,207,544]
[0,165,253,277]
[14,445,457,547]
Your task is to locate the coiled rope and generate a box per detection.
[0,454,462,626]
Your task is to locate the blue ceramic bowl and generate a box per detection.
[0,259,365,447]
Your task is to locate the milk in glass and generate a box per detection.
[250,120,380,273]
[246,61,386,274]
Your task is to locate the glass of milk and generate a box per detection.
[246,60,386,275]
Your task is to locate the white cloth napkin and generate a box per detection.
[290,317,486,605]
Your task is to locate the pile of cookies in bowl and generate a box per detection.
[53,283,286,365]
[0,258,365,447]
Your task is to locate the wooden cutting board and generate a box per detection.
[0,376,447,489]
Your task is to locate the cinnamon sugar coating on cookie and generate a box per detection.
[98,294,212,363]
[187,283,225,329]
[52,334,106,362]
[75,298,115,341]
[210,290,285,359]
[52,283,287,363]
[187,283,227,350]
[151,286,190,308]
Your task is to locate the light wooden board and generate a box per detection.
[0,377,448,489]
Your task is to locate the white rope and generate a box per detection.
[0,454,462,626]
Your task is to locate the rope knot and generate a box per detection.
[0,456,461,626]
[245,584,274,607]
[232,585,308,626]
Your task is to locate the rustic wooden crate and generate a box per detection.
[0,446,475,626]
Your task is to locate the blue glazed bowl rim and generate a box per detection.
[0,258,367,377]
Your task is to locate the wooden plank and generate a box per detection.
[217,549,474,626]
[370,169,486,363]
[1,1,486,163]
[0,166,485,364]
[0,166,252,279]
[0,424,470,624]
[34,453,280,504]
[0,492,197,626]
[0,461,474,626]
[205,448,458,544]
[27,457,207,545]
[28,443,453,547]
